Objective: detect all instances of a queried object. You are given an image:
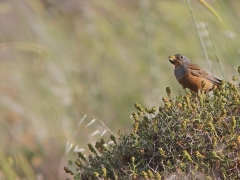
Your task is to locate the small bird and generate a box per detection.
[168,54,222,94]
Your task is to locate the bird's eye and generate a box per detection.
[180,56,183,59]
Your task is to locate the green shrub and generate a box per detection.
[64,70,240,180]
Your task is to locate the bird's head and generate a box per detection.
[168,54,191,67]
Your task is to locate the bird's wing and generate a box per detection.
[187,64,222,85]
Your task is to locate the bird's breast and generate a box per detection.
[174,66,187,80]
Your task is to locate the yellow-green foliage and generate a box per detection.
[64,72,240,180]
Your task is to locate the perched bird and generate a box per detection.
[168,54,222,94]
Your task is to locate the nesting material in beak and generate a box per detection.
[168,55,176,64]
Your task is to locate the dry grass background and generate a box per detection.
[0,0,239,179]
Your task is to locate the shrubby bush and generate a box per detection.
[65,68,240,180]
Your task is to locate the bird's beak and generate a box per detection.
[168,55,176,65]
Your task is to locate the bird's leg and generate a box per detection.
[197,89,201,95]
[195,89,201,106]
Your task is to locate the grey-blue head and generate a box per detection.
[168,54,191,67]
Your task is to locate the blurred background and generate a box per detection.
[0,0,239,179]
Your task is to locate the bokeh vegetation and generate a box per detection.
[0,0,240,179]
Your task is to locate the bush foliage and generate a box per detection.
[65,69,240,180]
